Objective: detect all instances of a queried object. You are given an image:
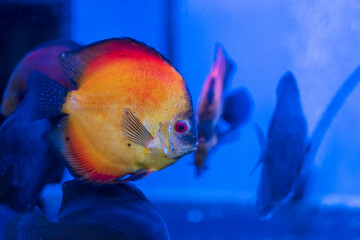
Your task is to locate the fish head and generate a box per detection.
[158,110,198,159]
[276,71,300,102]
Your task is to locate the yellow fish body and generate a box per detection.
[28,38,198,183]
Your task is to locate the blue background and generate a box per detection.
[70,0,360,205]
[2,0,360,239]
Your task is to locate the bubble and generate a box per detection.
[186,208,204,223]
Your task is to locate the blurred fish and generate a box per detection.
[0,40,80,212]
[194,44,253,176]
[1,40,79,117]
[27,38,198,184]
[7,180,170,240]
[253,72,309,218]
[253,67,360,218]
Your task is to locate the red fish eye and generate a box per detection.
[175,121,187,133]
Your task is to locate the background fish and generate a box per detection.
[254,72,308,219]
[0,40,79,212]
[1,40,79,117]
[194,43,253,176]
[28,38,198,184]
[7,180,170,240]
[254,67,360,218]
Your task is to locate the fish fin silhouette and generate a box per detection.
[26,71,68,121]
[121,108,154,147]
[221,87,254,128]
[214,43,237,91]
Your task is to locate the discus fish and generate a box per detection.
[7,180,170,240]
[194,44,253,176]
[254,72,309,218]
[27,38,198,183]
[1,40,79,117]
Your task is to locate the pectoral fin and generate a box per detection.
[121,108,154,147]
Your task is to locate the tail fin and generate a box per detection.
[309,66,360,160]
[221,87,254,128]
[26,71,68,121]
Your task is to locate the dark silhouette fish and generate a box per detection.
[253,67,360,218]
[1,40,79,117]
[7,180,170,240]
[194,43,254,176]
[0,40,80,212]
[253,72,309,219]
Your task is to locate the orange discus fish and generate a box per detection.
[27,38,198,183]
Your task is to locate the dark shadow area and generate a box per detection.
[0,1,70,107]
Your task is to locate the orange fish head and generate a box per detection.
[157,110,198,160]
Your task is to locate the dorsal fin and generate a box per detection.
[121,108,154,147]
[59,37,172,88]
[214,43,237,92]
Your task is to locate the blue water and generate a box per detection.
[2,0,360,239]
